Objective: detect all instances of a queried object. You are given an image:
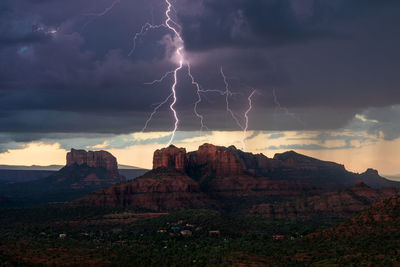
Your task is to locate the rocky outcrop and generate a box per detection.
[249,181,400,220]
[150,144,397,190]
[191,144,244,176]
[67,149,119,177]
[75,168,213,210]
[153,143,246,176]
[66,149,125,185]
[226,146,279,175]
[153,145,186,172]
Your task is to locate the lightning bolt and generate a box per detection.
[220,67,258,150]
[188,64,209,131]
[84,0,121,17]
[272,88,305,126]
[81,0,121,31]
[243,90,256,151]
[144,70,174,85]
[134,1,258,148]
[136,0,184,147]
[163,0,183,146]
[141,93,173,132]
[220,67,244,130]
[128,23,167,57]
[137,0,210,143]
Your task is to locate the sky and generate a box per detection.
[0,0,399,174]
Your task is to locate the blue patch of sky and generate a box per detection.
[17,46,29,54]
[268,132,285,139]
[266,143,355,151]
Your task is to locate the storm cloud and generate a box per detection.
[0,0,400,148]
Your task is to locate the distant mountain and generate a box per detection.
[385,174,400,181]
[0,165,63,171]
[118,169,148,181]
[118,164,145,170]
[0,164,142,171]
[0,149,125,207]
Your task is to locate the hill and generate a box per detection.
[310,194,400,239]
[0,165,63,171]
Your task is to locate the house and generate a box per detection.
[208,230,220,236]
[180,230,192,236]
[273,235,285,240]
[171,226,181,231]
[59,234,67,239]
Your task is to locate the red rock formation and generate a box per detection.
[192,143,244,176]
[66,149,125,185]
[249,181,400,220]
[75,168,213,210]
[227,147,279,175]
[153,145,186,172]
[67,149,119,176]
[74,144,400,214]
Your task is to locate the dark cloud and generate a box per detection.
[179,0,399,51]
[0,0,399,148]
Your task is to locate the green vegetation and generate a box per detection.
[0,205,399,266]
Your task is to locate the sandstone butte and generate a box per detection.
[66,149,125,188]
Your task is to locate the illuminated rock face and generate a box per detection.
[67,149,117,172]
[153,145,187,173]
[152,144,244,176]
[194,143,244,176]
[66,149,125,185]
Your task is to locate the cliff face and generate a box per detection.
[67,149,120,177]
[153,143,245,176]
[191,144,244,176]
[153,145,186,172]
[65,149,125,187]
[249,181,400,220]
